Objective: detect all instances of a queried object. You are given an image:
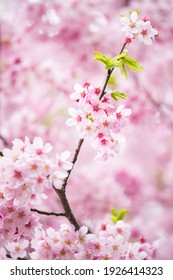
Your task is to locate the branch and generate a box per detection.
[62,138,84,191]
[99,42,127,100]
[52,186,80,231]
[49,41,128,231]
[31,208,66,217]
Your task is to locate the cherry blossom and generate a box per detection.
[121,11,158,44]
[0,137,73,246]
[30,221,156,260]
[138,20,158,45]
[6,239,29,259]
[121,11,140,37]
[67,83,131,160]
[1,0,172,260]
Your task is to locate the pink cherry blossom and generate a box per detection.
[121,11,140,37]
[56,151,73,171]
[138,20,158,45]
[121,11,158,45]
[67,83,131,160]
[1,0,172,260]
[6,239,29,259]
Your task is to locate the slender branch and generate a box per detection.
[119,41,127,55]
[99,41,127,100]
[53,186,80,231]
[99,69,113,100]
[31,208,66,217]
[62,138,84,191]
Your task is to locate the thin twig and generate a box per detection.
[62,138,84,191]
[31,208,66,217]
[99,42,127,100]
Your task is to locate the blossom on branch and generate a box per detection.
[67,83,131,160]
[121,11,158,45]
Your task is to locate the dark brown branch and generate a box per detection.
[31,208,66,217]
[62,138,84,191]
[99,68,113,100]
[53,186,80,231]
[119,41,127,55]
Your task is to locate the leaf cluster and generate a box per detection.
[93,51,143,78]
[110,208,128,223]
[111,91,127,101]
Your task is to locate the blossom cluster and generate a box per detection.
[67,83,131,160]
[30,221,157,260]
[121,11,158,45]
[0,137,72,253]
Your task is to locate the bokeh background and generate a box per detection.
[1,0,173,259]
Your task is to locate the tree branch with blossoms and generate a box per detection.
[45,10,157,230]
[0,9,159,260]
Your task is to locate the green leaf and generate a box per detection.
[120,63,127,78]
[111,91,127,101]
[93,51,109,66]
[105,59,121,70]
[93,51,127,70]
[124,57,143,72]
[114,51,128,61]
[117,209,128,220]
[110,208,128,223]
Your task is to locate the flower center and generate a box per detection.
[141,29,148,36]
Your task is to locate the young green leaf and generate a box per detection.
[105,58,121,70]
[120,63,127,78]
[117,209,128,220]
[111,91,127,101]
[110,208,128,223]
[93,51,127,70]
[93,51,109,65]
[113,51,128,61]
[124,56,144,72]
